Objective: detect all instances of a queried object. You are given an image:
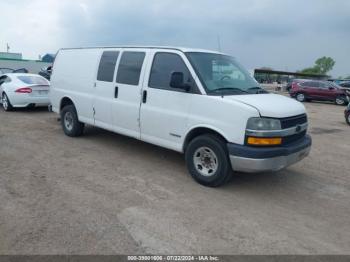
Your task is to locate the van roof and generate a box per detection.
[59,46,226,55]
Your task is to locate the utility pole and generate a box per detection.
[6,43,10,53]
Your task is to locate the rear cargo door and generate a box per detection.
[94,49,120,130]
[111,49,148,139]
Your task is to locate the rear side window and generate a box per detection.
[116,52,145,85]
[300,81,317,88]
[17,76,48,85]
[318,82,328,88]
[97,51,119,82]
[149,53,192,90]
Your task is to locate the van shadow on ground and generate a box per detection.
[82,125,307,193]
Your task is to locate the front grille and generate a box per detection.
[283,130,307,145]
[280,114,307,129]
[245,114,308,147]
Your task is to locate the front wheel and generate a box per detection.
[185,135,232,187]
[2,93,13,111]
[335,96,346,106]
[60,105,84,137]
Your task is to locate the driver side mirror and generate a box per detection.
[170,72,191,92]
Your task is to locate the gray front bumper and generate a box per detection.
[228,135,312,173]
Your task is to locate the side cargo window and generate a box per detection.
[116,52,145,86]
[97,51,119,82]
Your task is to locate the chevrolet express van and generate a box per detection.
[50,46,312,187]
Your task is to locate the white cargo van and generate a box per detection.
[50,46,311,187]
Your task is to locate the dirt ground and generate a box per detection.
[0,101,349,255]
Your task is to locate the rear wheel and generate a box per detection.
[185,134,232,187]
[60,105,84,137]
[2,93,13,111]
[335,96,346,106]
[296,93,306,102]
[346,113,350,126]
[27,104,36,110]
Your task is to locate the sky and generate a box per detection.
[1,0,350,77]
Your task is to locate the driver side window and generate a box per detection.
[149,52,198,93]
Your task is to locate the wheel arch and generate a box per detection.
[1,88,9,98]
[60,96,75,112]
[182,126,229,152]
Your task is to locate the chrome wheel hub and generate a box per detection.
[193,147,218,177]
[336,98,344,105]
[297,94,304,101]
[64,112,74,131]
[2,95,8,110]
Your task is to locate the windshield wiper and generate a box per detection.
[247,86,269,94]
[211,87,249,94]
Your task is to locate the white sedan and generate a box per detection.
[0,73,50,111]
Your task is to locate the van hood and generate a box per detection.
[225,93,306,118]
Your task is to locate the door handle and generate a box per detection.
[115,86,119,98]
[142,90,147,103]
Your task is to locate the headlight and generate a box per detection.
[246,117,281,130]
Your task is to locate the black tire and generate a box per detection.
[295,93,306,102]
[335,96,346,106]
[60,105,84,137]
[185,134,232,187]
[346,113,350,126]
[27,104,36,109]
[2,93,13,111]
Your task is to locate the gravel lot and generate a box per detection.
[0,101,349,255]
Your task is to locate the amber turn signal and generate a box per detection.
[247,137,282,146]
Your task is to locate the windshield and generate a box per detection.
[186,52,262,95]
[17,75,49,85]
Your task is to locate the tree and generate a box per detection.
[299,67,321,75]
[300,56,335,75]
[315,57,335,74]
